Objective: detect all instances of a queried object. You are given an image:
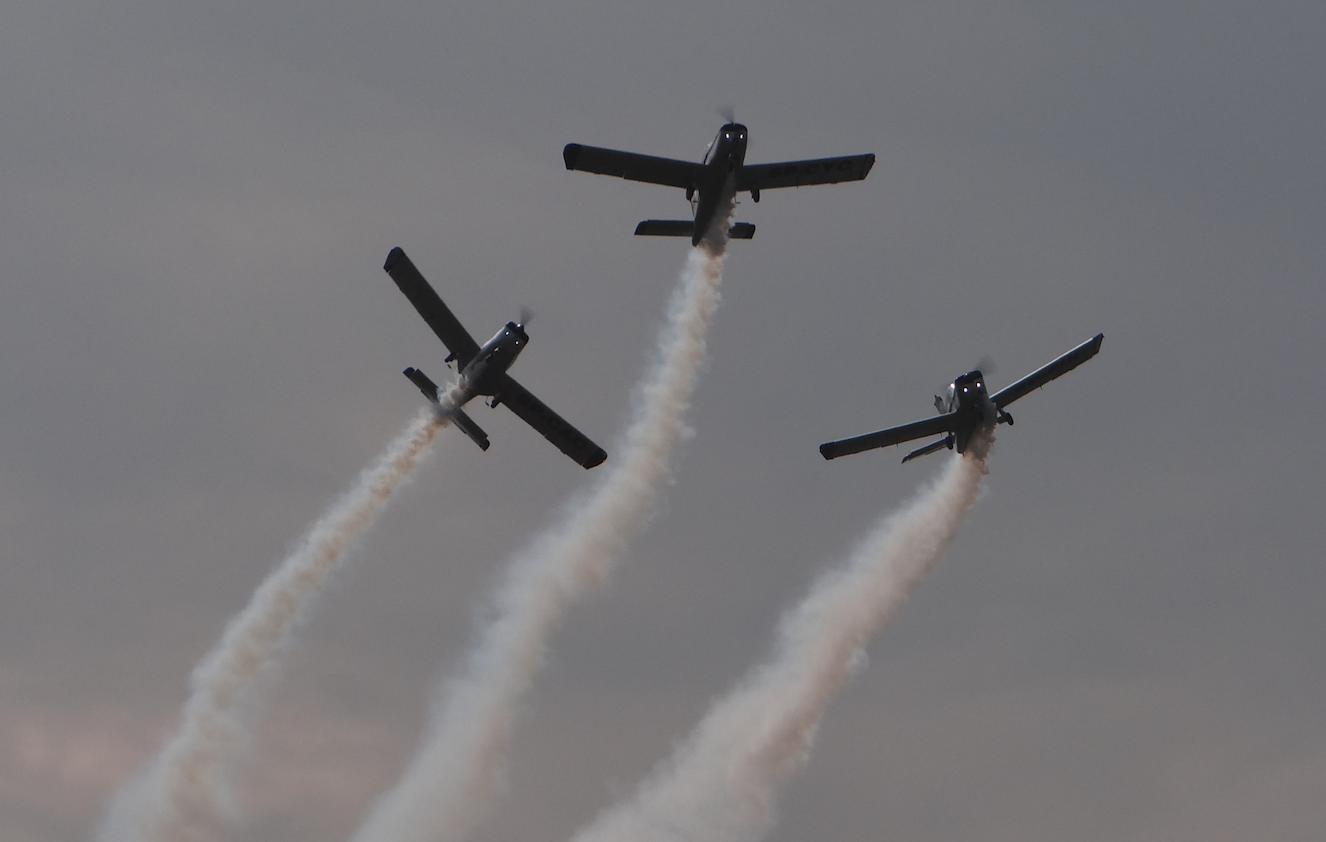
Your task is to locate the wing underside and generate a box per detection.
[498,376,607,469]
[737,154,876,192]
[992,333,1104,409]
[384,247,482,369]
[563,144,706,189]
[819,413,956,460]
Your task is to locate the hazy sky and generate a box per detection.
[1,2,1323,841]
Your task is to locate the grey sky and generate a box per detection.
[1,1,1323,840]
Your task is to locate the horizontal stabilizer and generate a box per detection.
[634,219,694,237]
[634,220,757,240]
[449,408,490,452]
[404,367,441,403]
[901,435,955,464]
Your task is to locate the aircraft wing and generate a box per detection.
[737,154,876,192]
[991,333,1104,409]
[563,144,706,190]
[497,376,608,469]
[819,413,956,460]
[383,247,482,369]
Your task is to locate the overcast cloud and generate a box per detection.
[0,2,1323,841]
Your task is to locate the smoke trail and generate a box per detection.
[351,221,733,842]
[569,444,990,842]
[97,402,453,842]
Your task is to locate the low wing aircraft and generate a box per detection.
[383,247,607,469]
[563,123,875,247]
[819,334,1104,463]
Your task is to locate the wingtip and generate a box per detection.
[562,143,581,170]
[583,448,608,470]
[819,443,836,461]
[384,246,406,272]
[1081,332,1105,359]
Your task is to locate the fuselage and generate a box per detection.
[689,123,749,245]
[947,370,998,454]
[702,123,749,170]
[457,322,528,400]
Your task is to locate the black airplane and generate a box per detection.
[563,123,875,247]
[382,247,607,469]
[819,334,1104,463]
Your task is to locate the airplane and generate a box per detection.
[819,334,1104,464]
[563,122,875,247]
[382,247,608,470]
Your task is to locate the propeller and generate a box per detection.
[717,103,736,124]
[516,305,535,331]
[973,354,997,378]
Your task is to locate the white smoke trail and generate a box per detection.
[569,445,990,842]
[98,402,452,842]
[351,228,733,842]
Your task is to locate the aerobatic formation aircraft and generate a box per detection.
[383,247,608,469]
[819,334,1105,463]
[563,122,875,246]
